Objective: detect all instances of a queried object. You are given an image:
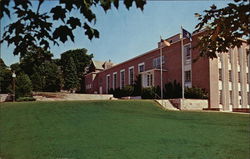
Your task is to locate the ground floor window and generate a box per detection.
[120,70,125,88]
[185,70,191,82]
[147,73,153,87]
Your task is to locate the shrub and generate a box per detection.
[141,87,159,99]
[164,80,182,99]
[185,87,208,99]
[16,97,36,102]
[16,73,33,98]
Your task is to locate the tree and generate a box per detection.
[15,73,33,98]
[63,57,79,92]
[0,58,12,93]
[60,48,93,92]
[195,0,249,58]
[0,0,146,57]
[43,62,62,92]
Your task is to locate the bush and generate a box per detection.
[164,80,182,99]
[185,87,208,99]
[16,97,36,102]
[141,87,159,99]
[16,73,33,98]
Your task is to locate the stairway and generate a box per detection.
[154,99,179,111]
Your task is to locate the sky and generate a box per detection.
[0,0,233,66]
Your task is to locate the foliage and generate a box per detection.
[16,96,36,102]
[141,87,157,99]
[185,87,208,99]
[164,80,182,99]
[43,62,62,92]
[60,48,93,92]
[15,73,33,98]
[0,59,12,93]
[195,0,249,58]
[63,57,79,91]
[132,75,142,96]
[0,0,146,57]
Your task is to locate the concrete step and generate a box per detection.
[155,99,179,111]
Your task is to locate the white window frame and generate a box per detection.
[129,66,134,85]
[138,62,145,73]
[113,72,117,89]
[120,69,125,89]
[106,74,110,93]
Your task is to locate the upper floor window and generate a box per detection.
[153,56,165,69]
[138,63,145,73]
[219,69,222,80]
[184,44,191,64]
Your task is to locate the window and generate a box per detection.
[153,56,165,69]
[184,44,191,64]
[229,91,233,105]
[219,69,222,80]
[229,70,232,82]
[106,74,110,92]
[228,53,232,63]
[238,72,241,83]
[185,70,191,82]
[129,67,134,85]
[219,90,223,104]
[247,73,249,83]
[113,72,117,89]
[146,73,153,87]
[138,63,145,73]
[120,70,125,88]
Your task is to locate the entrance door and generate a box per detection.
[99,86,102,94]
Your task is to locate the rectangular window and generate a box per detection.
[238,72,240,83]
[120,70,125,88]
[219,90,223,104]
[229,91,233,105]
[219,69,222,80]
[247,73,249,83]
[229,70,232,82]
[113,72,117,89]
[185,70,191,82]
[106,75,110,92]
[129,67,134,85]
[184,44,191,64]
[146,73,153,87]
[153,56,165,69]
[228,53,232,63]
[138,63,145,73]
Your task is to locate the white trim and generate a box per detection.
[138,62,145,73]
[129,66,134,85]
[113,72,117,89]
[120,69,125,89]
[106,74,110,93]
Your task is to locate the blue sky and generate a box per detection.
[1,0,232,66]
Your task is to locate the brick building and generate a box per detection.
[85,31,250,111]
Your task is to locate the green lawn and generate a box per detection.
[0,100,249,159]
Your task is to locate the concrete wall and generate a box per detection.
[33,92,113,101]
[169,98,208,110]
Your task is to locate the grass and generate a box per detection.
[0,100,249,159]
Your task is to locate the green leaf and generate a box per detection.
[67,17,81,29]
[50,6,66,22]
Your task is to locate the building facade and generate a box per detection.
[85,32,250,111]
